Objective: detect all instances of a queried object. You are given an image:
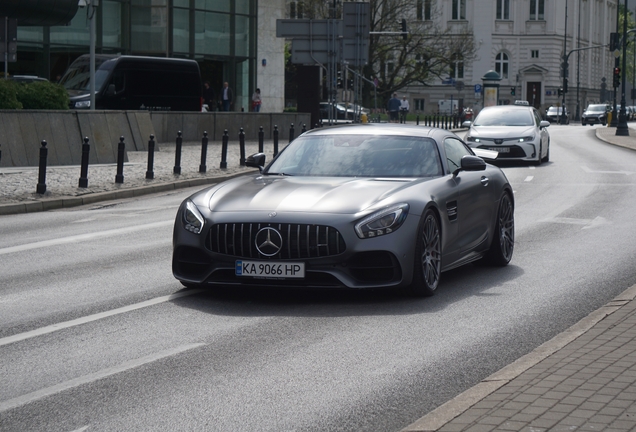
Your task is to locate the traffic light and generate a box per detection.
[613,67,621,87]
[610,32,619,51]
[558,88,563,97]
[401,19,408,40]
[510,87,516,96]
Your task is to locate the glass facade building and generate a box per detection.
[11,0,257,111]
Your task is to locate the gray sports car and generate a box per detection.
[172,124,514,296]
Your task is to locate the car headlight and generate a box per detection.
[183,200,205,234]
[466,136,480,143]
[74,100,91,108]
[518,135,535,142]
[355,203,409,239]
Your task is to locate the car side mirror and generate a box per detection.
[107,84,116,96]
[454,155,486,176]
[461,120,472,128]
[540,120,550,128]
[246,153,266,172]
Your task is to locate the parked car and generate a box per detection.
[8,75,49,84]
[172,124,514,296]
[59,54,202,111]
[581,104,610,126]
[545,106,569,124]
[464,104,550,164]
[319,102,355,121]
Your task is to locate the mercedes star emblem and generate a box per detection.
[255,227,283,256]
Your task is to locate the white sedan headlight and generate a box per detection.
[518,135,535,143]
[355,203,409,239]
[183,200,205,234]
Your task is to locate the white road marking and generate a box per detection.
[0,289,203,348]
[0,220,173,256]
[0,343,205,413]
[524,176,534,182]
[67,427,89,432]
[581,166,634,175]
[539,216,610,229]
[529,166,535,170]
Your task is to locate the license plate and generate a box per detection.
[488,147,510,153]
[235,260,305,279]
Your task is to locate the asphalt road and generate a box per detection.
[1,124,636,432]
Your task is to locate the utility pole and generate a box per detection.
[612,3,620,127]
[561,1,568,125]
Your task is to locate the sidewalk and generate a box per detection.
[0,140,274,215]
[2,125,636,432]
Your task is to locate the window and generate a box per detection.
[531,50,539,58]
[530,0,544,20]
[414,99,425,111]
[496,0,509,20]
[495,52,509,79]
[452,0,466,20]
[417,0,432,21]
[450,53,463,79]
[444,138,472,172]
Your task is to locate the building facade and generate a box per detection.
[405,0,618,118]
[9,0,286,113]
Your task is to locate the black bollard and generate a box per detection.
[416,115,420,125]
[289,123,295,143]
[199,131,208,173]
[36,140,48,194]
[220,129,228,169]
[239,128,246,166]
[79,137,90,188]
[146,134,155,180]
[174,131,183,175]
[273,125,279,156]
[302,123,307,133]
[258,126,264,153]
[115,136,125,184]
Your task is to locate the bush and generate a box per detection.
[0,79,22,109]
[15,81,70,110]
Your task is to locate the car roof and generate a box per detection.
[302,123,452,140]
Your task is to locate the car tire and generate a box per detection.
[406,209,441,296]
[542,142,550,163]
[480,193,515,266]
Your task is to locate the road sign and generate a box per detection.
[276,19,342,38]
[474,84,482,93]
[342,2,370,66]
[291,39,335,65]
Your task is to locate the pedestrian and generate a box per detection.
[400,95,410,123]
[220,81,233,112]
[202,81,216,112]
[387,93,401,123]
[252,88,262,112]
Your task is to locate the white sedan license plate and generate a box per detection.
[488,147,510,153]
[235,260,305,279]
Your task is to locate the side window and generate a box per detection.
[444,137,472,172]
[111,70,125,92]
[532,109,542,125]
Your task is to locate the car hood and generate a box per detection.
[469,125,536,138]
[199,175,419,214]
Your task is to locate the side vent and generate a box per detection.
[446,201,458,222]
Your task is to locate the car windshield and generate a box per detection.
[586,105,607,113]
[59,59,113,92]
[547,107,564,114]
[473,109,534,126]
[265,135,443,178]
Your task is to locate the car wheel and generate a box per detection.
[542,141,550,163]
[534,143,543,165]
[481,193,514,266]
[406,209,441,296]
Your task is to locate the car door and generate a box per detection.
[443,137,495,259]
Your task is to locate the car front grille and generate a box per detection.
[477,144,527,158]
[207,223,346,259]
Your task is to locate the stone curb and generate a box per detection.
[0,170,255,216]
[401,283,636,432]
